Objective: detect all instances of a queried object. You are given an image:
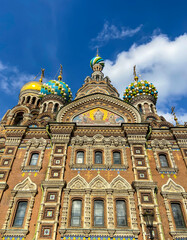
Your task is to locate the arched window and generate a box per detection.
[31,97,36,105]
[37,99,40,106]
[76,151,84,164]
[54,103,59,113]
[30,153,39,166]
[95,151,102,164]
[21,97,25,104]
[138,104,143,113]
[94,200,104,226]
[71,200,82,226]
[43,103,46,112]
[26,96,30,103]
[13,201,28,227]
[116,200,127,226]
[159,154,169,168]
[14,112,24,125]
[150,104,154,113]
[171,203,185,228]
[113,151,121,164]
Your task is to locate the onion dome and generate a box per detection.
[90,50,105,71]
[123,79,158,103]
[20,68,45,92]
[21,81,42,92]
[40,80,72,102]
[123,66,158,103]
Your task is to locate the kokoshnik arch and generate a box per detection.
[0,53,187,240]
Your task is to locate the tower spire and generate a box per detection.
[96,48,99,57]
[39,68,45,83]
[133,65,138,81]
[58,64,63,81]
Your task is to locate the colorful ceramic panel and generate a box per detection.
[73,108,125,125]
[62,236,137,240]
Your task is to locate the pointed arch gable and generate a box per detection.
[14,177,37,192]
[89,174,109,189]
[67,174,89,189]
[161,178,185,194]
[110,175,132,190]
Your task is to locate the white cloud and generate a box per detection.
[103,34,187,123]
[91,22,142,48]
[0,61,36,95]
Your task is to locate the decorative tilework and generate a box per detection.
[71,168,127,171]
[3,237,25,240]
[61,236,137,240]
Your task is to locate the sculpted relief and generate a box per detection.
[73,108,125,125]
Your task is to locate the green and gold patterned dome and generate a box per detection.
[123,67,158,103]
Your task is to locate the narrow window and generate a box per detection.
[138,104,143,113]
[26,96,30,103]
[150,104,154,113]
[71,200,82,226]
[54,103,59,113]
[13,201,28,227]
[171,203,185,228]
[30,153,39,166]
[37,99,40,106]
[159,154,169,168]
[43,103,46,112]
[21,97,25,104]
[116,200,127,226]
[95,151,102,164]
[94,200,104,226]
[76,151,84,164]
[31,97,36,105]
[113,152,121,164]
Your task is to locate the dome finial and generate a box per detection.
[39,68,45,83]
[58,64,63,81]
[171,106,179,126]
[96,48,99,57]
[133,65,138,81]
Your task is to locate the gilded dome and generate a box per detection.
[21,81,43,92]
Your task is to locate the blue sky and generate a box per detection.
[0,0,187,123]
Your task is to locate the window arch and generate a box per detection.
[30,153,39,166]
[94,200,104,226]
[116,200,127,226]
[71,200,82,226]
[14,112,24,125]
[31,97,36,105]
[94,151,102,164]
[76,151,84,164]
[13,201,28,227]
[54,103,59,113]
[138,104,143,113]
[26,96,30,103]
[36,99,40,106]
[113,151,121,164]
[171,203,186,228]
[21,97,25,104]
[150,104,154,113]
[159,154,169,168]
[43,103,46,112]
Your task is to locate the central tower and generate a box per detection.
[76,53,119,99]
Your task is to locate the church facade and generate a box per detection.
[0,55,187,240]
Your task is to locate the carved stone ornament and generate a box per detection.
[161,178,185,194]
